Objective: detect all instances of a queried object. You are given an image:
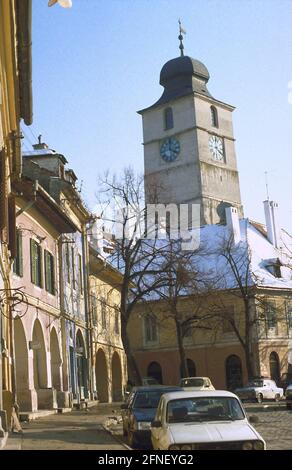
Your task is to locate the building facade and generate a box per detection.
[0,0,32,444]
[129,206,292,389]
[89,241,127,403]
[11,175,75,412]
[22,141,93,407]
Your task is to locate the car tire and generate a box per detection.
[275,394,281,402]
[256,393,263,403]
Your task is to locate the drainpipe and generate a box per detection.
[81,224,93,400]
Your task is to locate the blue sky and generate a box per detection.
[23,0,292,232]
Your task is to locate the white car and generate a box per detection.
[180,376,215,391]
[234,378,284,403]
[285,383,292,409]
[151,390,266,450]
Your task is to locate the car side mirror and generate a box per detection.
[121,403,128,410]
[248,415,259,424]
[151,420,162,428]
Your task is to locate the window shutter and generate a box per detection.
[18,232,23,277]
[38,244,43,288]
[8,195,17,259]
[51,255,55,295]
[30,239,36,284]
[44,250,49,291]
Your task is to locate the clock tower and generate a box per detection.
[138,41,243,226]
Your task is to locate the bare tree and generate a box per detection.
[94,168,172,385]
[147,238,213,379]
[203,233,289,382]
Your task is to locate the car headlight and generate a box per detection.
[169,445,181,450]
[242,441,253,450]
[253,440,264,450]
[137,421,151,430]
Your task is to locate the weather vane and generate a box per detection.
[178,19,186,57]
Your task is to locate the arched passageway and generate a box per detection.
[147,361,163,384]
[76,330,88,400]
[96,349,109,402]
[14,318,29,406]
[50,328,62,390]
[112,352,122,401]
[225,355,243,390]
[32,319,48,389]
[269,351,280,385]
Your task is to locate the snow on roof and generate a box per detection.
[95,216,292,299]
[23,149,57,156]
[196,218,292,291]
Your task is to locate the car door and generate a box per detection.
[269,380,277,398]
[265,381,273,399]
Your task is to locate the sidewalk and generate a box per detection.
[4,403,127,451]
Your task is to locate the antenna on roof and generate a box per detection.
[264,171,270,200]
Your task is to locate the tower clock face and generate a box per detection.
[209,135,224,161]
[160,137,180,162]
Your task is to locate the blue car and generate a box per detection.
[121,385,181,448]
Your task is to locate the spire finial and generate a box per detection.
[178,19,186,57]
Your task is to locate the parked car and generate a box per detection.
[285,382,292,409]
[121,385,181,448]
[180,376,215,391]
[142,377,160,386]
[234,378,283,403]
[124,377,160,398]
[280,373,292,392]
[151,390,266,450]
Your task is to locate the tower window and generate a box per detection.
[164,107,174,130]
[210,106,218,128]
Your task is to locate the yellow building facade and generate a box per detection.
[89,246,127,403]
[129,288,292,391]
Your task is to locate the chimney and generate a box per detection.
[263,200,280,248]
[225,206,241,244]
[32,134,49,151]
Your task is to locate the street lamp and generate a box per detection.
[48,0,72,8]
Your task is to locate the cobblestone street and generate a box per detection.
[245,403,292,450]
[5,404,126,451]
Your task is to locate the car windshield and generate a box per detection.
[181,378,205,387]
[247,380,263,388]
[143,378,158,385]
[133,390,166,409]
[166,397,245,423]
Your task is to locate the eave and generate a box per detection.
[16,0,33,126]
[14,178,77,234]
